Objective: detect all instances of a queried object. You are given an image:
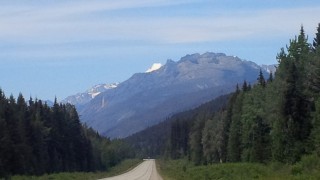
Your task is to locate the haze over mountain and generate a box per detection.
[70,52,270,138]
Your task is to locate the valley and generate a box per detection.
[1,1,320,178]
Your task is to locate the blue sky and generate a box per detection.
[0,0,320,101]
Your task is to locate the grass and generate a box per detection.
[11,159,142,180]
[157,154,320,180]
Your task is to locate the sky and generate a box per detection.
[0,0,320,101]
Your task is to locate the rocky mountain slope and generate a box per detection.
[77,52,270,138]
[62,83,118,106]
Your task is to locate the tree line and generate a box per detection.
[0,93,133,178]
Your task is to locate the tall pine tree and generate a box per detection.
[313,23,320,50]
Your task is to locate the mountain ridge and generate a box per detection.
[67,52,272,138]
[61,83,119,106]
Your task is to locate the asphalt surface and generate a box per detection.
[99,159,163,180]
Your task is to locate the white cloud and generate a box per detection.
[145,7,320,43]
[0,0,320,61]
[0,0,193,38]
[0,1,319,54]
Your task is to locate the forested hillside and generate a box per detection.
[126,94,230,158]
[188,24,320,165]
[129,24,320,166]
[0,93,133,178]
[187,24,320,165]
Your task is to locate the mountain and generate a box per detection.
[79,52,270,138]
[62,83,118,106]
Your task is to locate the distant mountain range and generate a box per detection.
[63,52,273,138]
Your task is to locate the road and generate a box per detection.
[99,159,163,180]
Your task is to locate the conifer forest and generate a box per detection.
[0,95,133,177]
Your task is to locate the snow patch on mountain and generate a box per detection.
[90,92,101,98]
[146,63,162,73]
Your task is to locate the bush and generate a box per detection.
[291,164,303,175]
[299,154,320,173]
[182,165,187,172]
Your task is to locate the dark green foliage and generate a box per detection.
[132,24,320,167]
[125,119,171,158]
[311,99,320,156]
[242,80,249,92]
[0,93,133,178]
[125,94,230,161]
[267,72,273,83]
[158,157,320,180]
[227,92,244,162]
[257,69,266,87]
[189,117,205,165]
[271,26,313,163]
[169,119,189,159]
[309,46,320,156]
[240,86,270,163]
[202,111,226,164]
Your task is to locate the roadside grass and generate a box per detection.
[157,154,320,180]
[11,159,142,180]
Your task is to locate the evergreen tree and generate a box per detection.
[241,86,271,163]
[267,72,273,83]
[257,69,266,87]
[202,119,218,164]
[227,93,244,162]
[190,118,205,165]
[242,80,248,92]
[170,119,181,159]
[202,112,226,164]
[0,118,11,177]
[30,101,49,175]
[287,26,309,61]
[309,27,320,155]
[313,23,320,50]
[0,92,132,177]
[236,84,240,93]
[271,27,312,163]
[0,90,11,177]
[311,99,320,156]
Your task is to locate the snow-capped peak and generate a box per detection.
[62,82,119,105]
[146,63,162,73]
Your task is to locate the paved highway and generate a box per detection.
[99,159,163,180]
